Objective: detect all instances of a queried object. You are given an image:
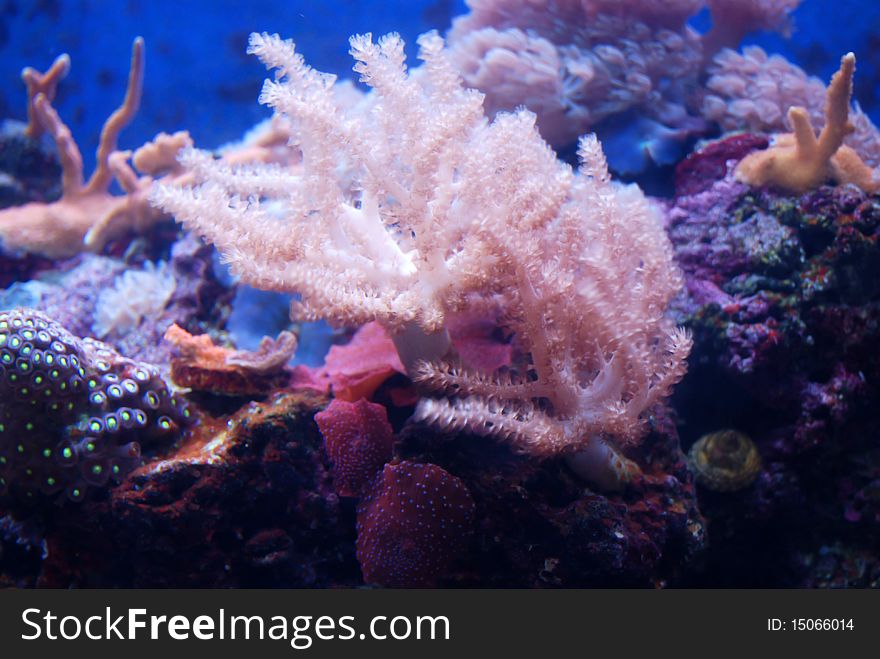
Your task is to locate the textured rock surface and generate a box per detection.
[667,137,880,585]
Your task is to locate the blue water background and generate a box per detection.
[0,0,878,169]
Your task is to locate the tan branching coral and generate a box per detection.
[735,53,879,194]
[702,46,880,168]
[0,38,164,258]
[21,52,70,139]
[0,40,297,260]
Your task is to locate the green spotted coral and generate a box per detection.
[0,308,189,516]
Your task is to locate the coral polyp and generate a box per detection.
[0,308,188,516]
[688,429,762,492]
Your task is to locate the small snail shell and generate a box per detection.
[688,429,762,492]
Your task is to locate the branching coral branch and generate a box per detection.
[702,46,880,168]
[154,31,542,335]
[0,40,295,260]
[0,38,159,257]
[21,52,70,139]
[735,53,880,194]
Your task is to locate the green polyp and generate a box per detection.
[42,448,51,458]
[62,447,73,459]
[92,465,102,475]
[47,477,56,486]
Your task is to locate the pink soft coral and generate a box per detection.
[153,31,690,457]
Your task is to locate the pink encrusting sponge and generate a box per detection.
[316,398,476,586]
[355,460,475,588]
[314,398,395,497]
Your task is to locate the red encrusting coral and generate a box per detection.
[315,397,476,586]
[164,323,296,396]
[355,460,475,587]
[314,398,395,497]
[30,391,359,588]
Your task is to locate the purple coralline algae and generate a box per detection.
[0,231,231,365]
[667,135,880,585]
